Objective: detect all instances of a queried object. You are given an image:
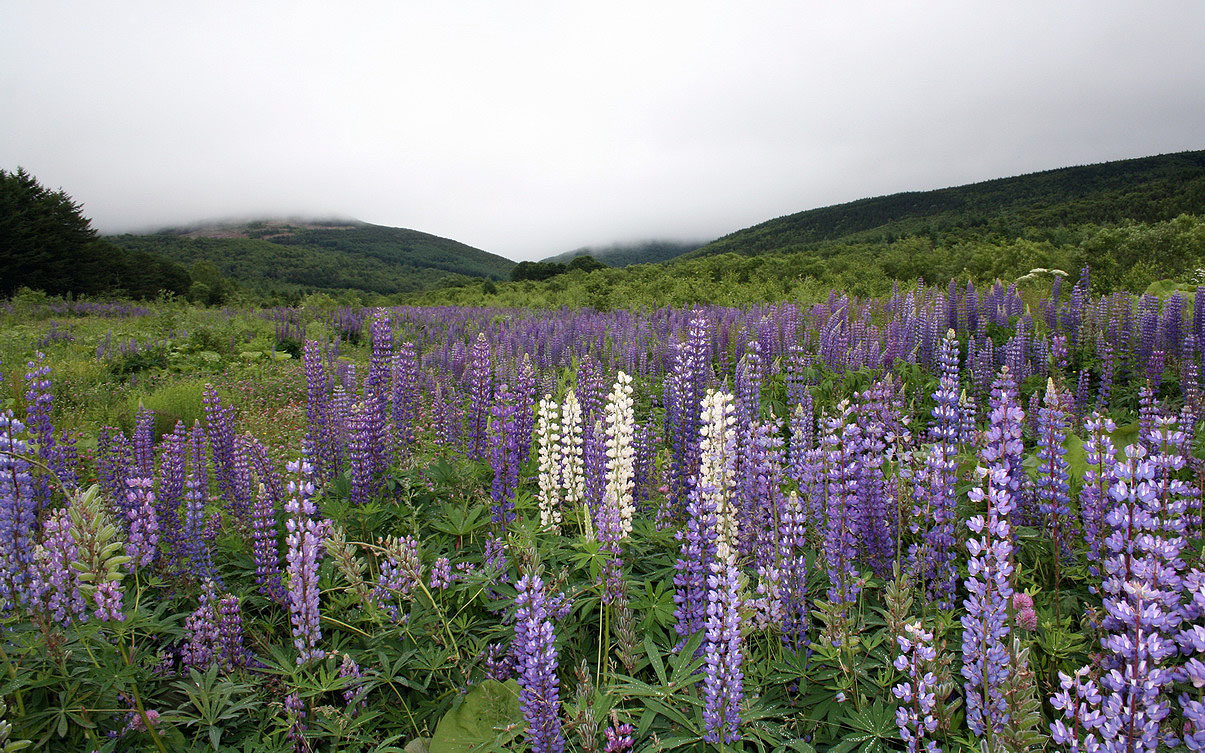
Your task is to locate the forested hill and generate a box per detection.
[108,219,515,296]
[687,150,1205,259]
[541,239,704,267]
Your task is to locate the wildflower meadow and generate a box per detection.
[1,269,1204,752]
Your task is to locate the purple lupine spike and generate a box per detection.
[247,439,285,602]
[1079,414,1117,578]
[703,550,744,744]
[672,390,735,644]
[285,459,325,663]
[664,313,710,520]
[1035,380,1073,563]
[822,401,862,606]
[513,572,565,753]
[1048,667,1106,751]
[893,621,942,753]
[779,491,810,650]
[123,477,159,568]
[202,385,239,509]
[338,654,369,715]
[488,384,522,525]
[1089,446,1181,751]
[1097,337,1115,411]
[23,352,67,504]
[854,379,901,580]
[182,422,215,582]
[0,411,37,612]
[348,401,375,507]
[155,421,188,565]
[735,340,763,426]
[132,407,155,478]
[961,367,1021,742]
[910,330,960,609]
[513,355,538,466]
[466,333,493,460]
[29,507,87,625]
[96,426,133,501]
[303,340,339,482]
[365,310,394,480]
[392,340,421,454]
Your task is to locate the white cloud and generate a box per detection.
[2,0,1202,260]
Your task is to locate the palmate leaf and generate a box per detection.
[829,700,899,753]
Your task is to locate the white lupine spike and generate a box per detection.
[535,395,562,530]
[560,391,585,509]
[601,371,637,540]
[698,389,739,565]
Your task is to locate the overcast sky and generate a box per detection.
[3,1,1203,261]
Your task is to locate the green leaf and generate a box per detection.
[428,679,523,753]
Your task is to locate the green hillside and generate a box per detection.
[688,150,1205,259]
[542,239,704,267]
[413,151,1205,309]
[108,219,515,296]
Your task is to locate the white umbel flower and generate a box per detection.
[601,371,637,540]
[535,395,562,530]
[698,389,739,565]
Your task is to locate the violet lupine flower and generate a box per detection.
[182,423,215,581]
[892,621,942,753]
[603,722,635,753]
[202,385,240,512]
[338,654,369,715]
[779,492,810,650]
[513,573,565,753]
[466,333,493,461]
[665,314,710,519]
[488,384,521,525]
[703,553,744,744]
[961,368,1021,742]
[535,395,563,530]
[96,426,133,501]
[364,311,394,485]
[182,582,248,672]
[248,440,285,602]
[303,340,339,482]
[392,340,420,453]
[29,507,87,625]
[155,421,188,564]
[123,476,159,568]
[854,380,900,579]
[673,390,737,644]
[1035,380,1073,562]
[132,407,155,478]
[0,411,37,612]
[910,330,960,609]
[348,401,375,506]
[429,556,453,590]
[23,353,64,504]
[513,355,539,466]
[373,534,421,621]
[1089,447,1181,751]
[285,459,325,664]
[1049,666,1106,752]
[1080,414,1117,577]
[822,401,862,606]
